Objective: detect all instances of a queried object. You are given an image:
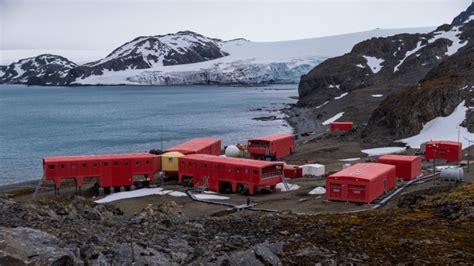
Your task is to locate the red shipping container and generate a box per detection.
[330,122,353,132]
[283,165,303,179]
[425,141,462,162]
[178,154,284,195]
[377,155,422,181]
[165,138,221,155]
[326,163,396,203]
[248,133,295,160]
[43,153,161,190]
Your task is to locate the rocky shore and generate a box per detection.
[1,183,473,265]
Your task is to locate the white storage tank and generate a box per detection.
[225,145,242,157]
[302,164,325,176]
[440,166,465,182]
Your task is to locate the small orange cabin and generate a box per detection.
[248,133,295,160]
[178,154,284,195]
[326,163,396,203]
[43,153,161,190]
[377,155,422,181]
[330,122,353,132]
[165,138,221,155]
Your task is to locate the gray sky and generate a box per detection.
[0,0,471,50]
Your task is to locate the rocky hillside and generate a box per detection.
[363,42,474,143]
[0,183,473,264]
[0,54,77,85]
[296,3,474,131]
[70,31,228,79]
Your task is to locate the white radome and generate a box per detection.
[225,145,241,157]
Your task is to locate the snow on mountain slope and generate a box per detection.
[75,27,434,85]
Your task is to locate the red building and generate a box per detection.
[283,164,303,179]
[377,155,422,181]
[165,138,221,155]
[330,122,353,132]
[43,153,161,193]
[178,154,284,195]
[425,141,462,162]
[326,163,396,203]
[247,133,295,160]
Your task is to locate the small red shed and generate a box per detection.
[248,133,295,160]
[326,163,396,203]
[178,154,284,195]
[330,122,353,132]
[283,164,303,179]
[165,138,221,155]
[377,155,422,181]
[425,141,462,162]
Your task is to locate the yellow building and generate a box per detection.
[161,152,184,174]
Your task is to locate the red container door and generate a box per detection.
[348,185,366,201]
[100,161,112,187]
[329,183,343,198]
[122,159,133,186]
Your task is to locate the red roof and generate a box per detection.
[43,153,157,163]
[165,138,220,153]
[427,141,462,147]
[183,154,284,168]
[328,163,395,181]
[249,133,294,142]
[378,155,421,162]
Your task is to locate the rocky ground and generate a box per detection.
[0,182,473,265]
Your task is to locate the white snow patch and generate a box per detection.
[429,26,467,56]
[169,191,187,197]
[95,188,173,203]
[356,64,365,68]
[363,56,384,74]
[394,41,423,72]
[334,92,348,100]
[328,84,340,89]
[362,147,406,157]
[339,157,361,162]
[194,194,229,200]
[322,112,344,125]
[399,101,474,149]
[315,101,329,109]
[371,94,383,98]
[276,182,300,192]
[308,187,326,195]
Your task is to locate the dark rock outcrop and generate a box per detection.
[0,54,77,85]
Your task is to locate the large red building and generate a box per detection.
[425,141,462,162]
[326,163,396,203]
[247,133,295,160]
[43,153,161,193]
[178,154,284,195]
[377,155,422,181]
[330,122,353,132]
[165,138,221,155]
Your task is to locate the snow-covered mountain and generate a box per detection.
[0,28,434,86]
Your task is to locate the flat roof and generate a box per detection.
[43,153,157,163]
[328,163,395,181]
[378,155,421,162]
[165,138,221,153]
[427,141,462,146]
[249,133,294,142]
[182,154,284,168]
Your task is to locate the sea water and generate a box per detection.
[0,84,297,185]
